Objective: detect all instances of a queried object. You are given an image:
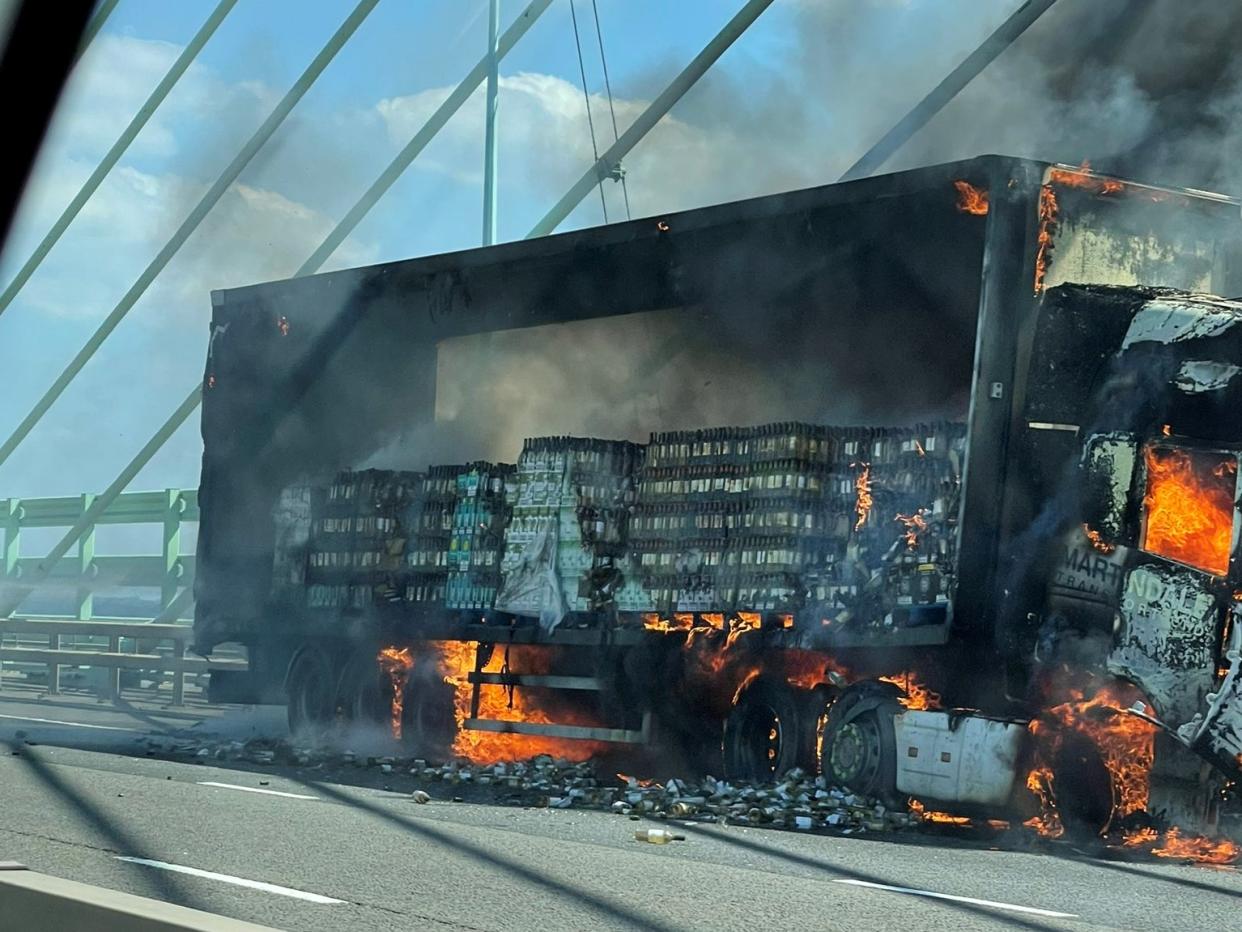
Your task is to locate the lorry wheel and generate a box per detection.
[336,649,389,728]
[724,679,812,781]
[401,659,458,757]
[820,686,899,804]
[286,646,336,737]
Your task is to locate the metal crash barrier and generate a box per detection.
[0,489,246,703]
[0,617,244,705]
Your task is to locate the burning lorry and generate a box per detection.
[194,155,1242,841]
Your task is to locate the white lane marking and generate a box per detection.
[115,857,343,904]
[198,781,319,800]
[0,712,138,732]
[831,878,1077,919]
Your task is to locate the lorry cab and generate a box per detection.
[1058,293,1242,780]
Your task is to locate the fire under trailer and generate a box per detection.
[194,155,1242,834]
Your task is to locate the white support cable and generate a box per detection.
[568,0,608,222]
[590,0,630,219]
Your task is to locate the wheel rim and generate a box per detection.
[829,713,881,790]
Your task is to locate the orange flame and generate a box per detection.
[434,642,606,763]
[1048,162,1125,195]
[895,510,929,549]
[1141,446,1237,576]
[854,464,873,532]
[643,613,691,633]
[1024,683,1154,837]
[377,646,415,740]
[909,798,972,825]
[1023,683,1241,863]
[1083,525,1116,555]
[1151,829,1239,865]
[1037,165,1131,294]
[1034,184,1059,294]
[616,772,658,788]
[1024,759,1064,838]
[953,180,989,215]
[879,671,941,711]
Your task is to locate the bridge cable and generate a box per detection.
[568,0,608,223]
[590,0,629,220]
[0,0,558,617]
[0,0,380,474]
[0,0,241,322]
[75,0,121,63]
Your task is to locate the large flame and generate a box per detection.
[1141,446,1237,576]
[1025,683,1156,835]
[1022,682,1239,864]
[953,180,989,216]
[377,646,416,740]
[434,642,606,763]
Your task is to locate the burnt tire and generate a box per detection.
[336,648,389,727]
[401,659,457,758]
[724,679,814,781]
[286,645,336,737]
[820,687,899,805]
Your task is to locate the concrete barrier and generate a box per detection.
[0,863,279,931]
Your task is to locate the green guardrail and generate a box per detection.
[0,490,202,697]
[0,489,197,622]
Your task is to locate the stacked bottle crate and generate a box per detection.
[399,462,514,610]
[854,421,966,625]
[631,423,847,613]
[306,469,419,610]
[400,466,457,607]
[497,437,643,623]
[445,462,515,610]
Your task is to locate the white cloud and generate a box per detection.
[376,68,818,227]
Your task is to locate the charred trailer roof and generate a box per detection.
[193,155,1242,662]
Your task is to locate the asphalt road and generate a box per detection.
[1,687,1241,931]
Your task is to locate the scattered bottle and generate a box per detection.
[634,828,685,844]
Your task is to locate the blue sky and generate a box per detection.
[0,0,1025,510]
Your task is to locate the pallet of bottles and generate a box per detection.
[445,462,513,610]
[305,469,420,588]
[848,423,965,565]
[498,436,642,618]
[645,422,836,469]
[401,462,513,610]
[629,498,853,541]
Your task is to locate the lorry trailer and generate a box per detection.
[194,155,1242,835]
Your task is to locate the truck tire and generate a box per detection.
[820,684,900,805]
[401,657,457,758]
[724,678,814,781]
[286,645,336,737]
[336,648,389,728]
